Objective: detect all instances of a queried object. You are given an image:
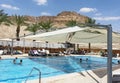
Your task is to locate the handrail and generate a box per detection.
[25,67,41,83]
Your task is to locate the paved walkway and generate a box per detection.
[0,54,28,59]
[26,66,120,83]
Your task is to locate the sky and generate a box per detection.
[0,0,120,32]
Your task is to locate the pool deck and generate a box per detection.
[0,54,120,83]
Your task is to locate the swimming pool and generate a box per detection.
[0,55,119,83]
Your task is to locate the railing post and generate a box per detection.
[33,67,41,83]
[25,67,41,83]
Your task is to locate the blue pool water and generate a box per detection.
[0,56,119,83]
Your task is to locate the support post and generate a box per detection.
[77,44,79,51]
[23,38,25,53]
[11,39,14,56]
[23,34,26,53]
[88,42,91,53]
[107,25,112,83]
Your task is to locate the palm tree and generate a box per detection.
[40,20,53,32]
[0,9,12,25]
[25,23,41,35]
[66,20,77,27]
[12,15,27,40]
[65,20,78,41]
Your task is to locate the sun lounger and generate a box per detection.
[0,50,3,55]
[112,74,120,83]
[28,49,48,56]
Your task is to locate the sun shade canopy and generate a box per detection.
[24,26,86,42]
[24,26,85,38]
[23,26,120,43]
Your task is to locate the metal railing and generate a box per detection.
[25,67,41,83]
[0,40,66,48]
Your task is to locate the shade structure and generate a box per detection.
[24,26,120,44]
[23,25,115,83]
[24,26,87,42]
[70,31,120,43]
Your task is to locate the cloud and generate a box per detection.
[79,7,97,13]
[34,0,47,5]
[0,4,19,10]
[95,13,102,16]
[40,12,51,16]
[93,16,120,21]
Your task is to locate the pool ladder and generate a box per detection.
[25,67,41,83]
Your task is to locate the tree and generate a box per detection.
[86,18,96,24]
[66,20,77,27]
[84,18,96,28]
[40,20,53,32]
[12,15,27,40]
[25,23,41,35]
[65,20,78,42]
[0,9,12,25]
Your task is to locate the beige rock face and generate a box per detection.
[0,25,30,38]
[25,11,88,28]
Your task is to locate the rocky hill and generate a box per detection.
[25,11,89,28]
[0,11,89,39]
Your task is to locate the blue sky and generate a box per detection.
[0,0,120,32]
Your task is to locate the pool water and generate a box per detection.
[0,56,119,83]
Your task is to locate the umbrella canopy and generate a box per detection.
[24,26,120,43]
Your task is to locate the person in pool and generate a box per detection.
[13,57,18,64]
[13,59,16,64]
[15,57,18,59]
[118,60,120,64]
[86,58,88,61]
[19,59,22,65]
[80,58,82,63]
